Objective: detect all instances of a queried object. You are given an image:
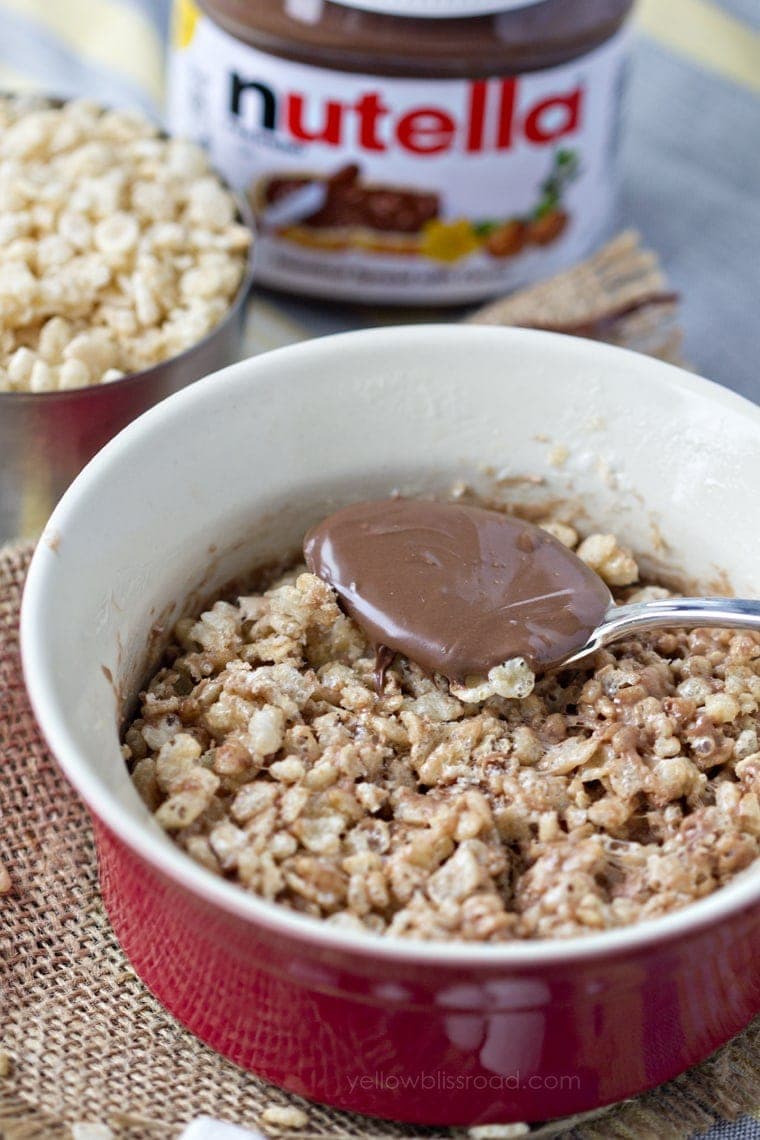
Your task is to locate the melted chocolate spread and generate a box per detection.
[304,499,611,680]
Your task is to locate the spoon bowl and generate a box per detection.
[305,497,760,679]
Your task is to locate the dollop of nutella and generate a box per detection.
[304,498,611,681]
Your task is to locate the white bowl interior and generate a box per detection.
[21,325,760,960]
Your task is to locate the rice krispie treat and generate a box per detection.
[125,517,760,941]
[0,96,251,392]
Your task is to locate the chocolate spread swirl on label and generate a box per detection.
[304,498,611,680]
[264,164,439,234]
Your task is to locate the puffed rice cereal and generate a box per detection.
[125,509,760,942]
[0,95,251,392]
[260,1105,309,1129]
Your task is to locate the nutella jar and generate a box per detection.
[168,0,633,304]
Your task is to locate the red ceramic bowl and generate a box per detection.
[21,327,760,1125]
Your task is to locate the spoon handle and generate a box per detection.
[562,597,760,668]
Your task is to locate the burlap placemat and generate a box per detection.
[1,244,757,1139]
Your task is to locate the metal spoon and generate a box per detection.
[557,595,760,670]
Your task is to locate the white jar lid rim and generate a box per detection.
[328,1,545,18]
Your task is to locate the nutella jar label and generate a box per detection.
[168,2,629,304]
